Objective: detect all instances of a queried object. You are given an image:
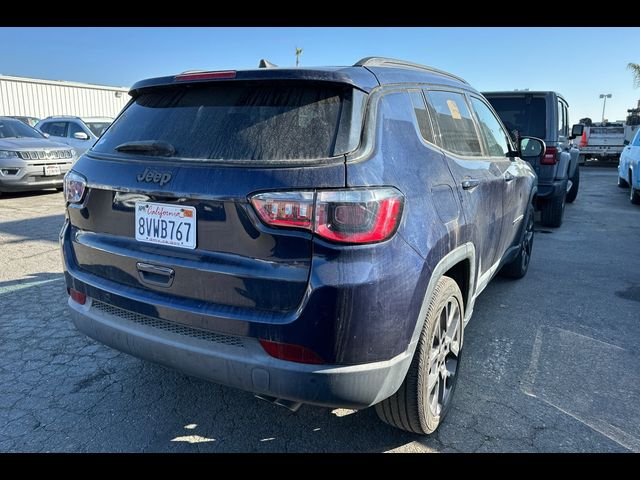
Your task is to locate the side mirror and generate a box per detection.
[42,132,50,138]
[569,124,584,140]
[519,136,546,161]
[73,132,90,141]
[624,139,630,146]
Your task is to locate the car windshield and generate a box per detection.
[0,118,44,139]
[86,122,112,137]
[92,82,353,162]
[485,96,546,140]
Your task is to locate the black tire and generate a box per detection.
[375,276,463,435]
[618,175,629,188]
[500,204,534,279]
[566,166,579,203]
[631,185,640,205]
[540,186,566,228]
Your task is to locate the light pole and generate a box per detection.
[599,93,612,123]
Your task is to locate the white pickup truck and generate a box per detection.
[577,122,626,163]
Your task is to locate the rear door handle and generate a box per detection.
[461,178,481,190]
[136,262,175,288]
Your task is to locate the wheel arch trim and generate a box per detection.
[405,243,476,359]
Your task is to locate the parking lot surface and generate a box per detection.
[1,167,639,452]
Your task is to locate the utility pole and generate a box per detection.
[295,47,303,67]
[599,93,612,123]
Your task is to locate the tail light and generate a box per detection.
[249,187,404,244]
[63,171,87,204]
[259,339,324,364]
[541,146,558,165]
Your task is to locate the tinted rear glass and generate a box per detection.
[92,82,351,162]
[485,96,546,140]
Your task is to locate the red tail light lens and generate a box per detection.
[249,188,404,244]
[250,191,315,229]
[541,146,558,165]
[69,288,86,305]
[259,339,324,364]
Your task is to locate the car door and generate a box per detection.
[424,89,504,286]
[66,121,94,154]
[468,95,528,260]
[557,98,577,179]
[629,129,640,185]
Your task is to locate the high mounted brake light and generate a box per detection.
[174,71,237,81]
[249,187,404,245]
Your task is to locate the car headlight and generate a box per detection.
[0,150,18,159]
[63,171,87,204]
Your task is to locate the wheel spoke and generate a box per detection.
[429,376,440,414]
[450,339,460,356]
[427,371,439,390]
[446,302,460,344]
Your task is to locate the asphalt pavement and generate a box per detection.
[0,167,638,452]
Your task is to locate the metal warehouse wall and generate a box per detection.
[0,74,130,119]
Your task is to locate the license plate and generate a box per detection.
[135,202,197,249]
[44,165,61,176]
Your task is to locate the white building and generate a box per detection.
[0,74,130,120]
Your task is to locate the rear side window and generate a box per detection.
[93,82,354,162]
[426,90,482,156]
[634,130,640,147]
[485,96,546,140]
[408,90,434,144]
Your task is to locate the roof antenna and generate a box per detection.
[258,59,278,69]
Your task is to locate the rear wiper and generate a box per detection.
[115,140,176,157]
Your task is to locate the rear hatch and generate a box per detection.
[66,77,365,318]
[484,94,553,182]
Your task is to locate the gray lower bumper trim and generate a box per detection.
[68,298,413,409]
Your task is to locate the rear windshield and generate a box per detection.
[485,96,546,140]
[92,82,354,162]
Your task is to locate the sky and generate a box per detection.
[1,27,639,123]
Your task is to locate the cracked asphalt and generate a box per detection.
[1,167,639,452]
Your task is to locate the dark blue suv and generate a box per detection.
[61,57,541,434]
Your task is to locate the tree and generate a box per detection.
[295,48,303,67]
[628,63,640,88]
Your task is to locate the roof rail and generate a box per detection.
[44,115,80,119]
[354,57,469,85]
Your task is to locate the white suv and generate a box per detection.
[36,116,112,155]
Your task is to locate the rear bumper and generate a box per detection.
[68,296,412,409]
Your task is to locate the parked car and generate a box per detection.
[61,57,541,434]
[36,116,113,155]
[7,116,40,128]
[483,91,583,227]
[0,117,76,196]
[618,128,640,204]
